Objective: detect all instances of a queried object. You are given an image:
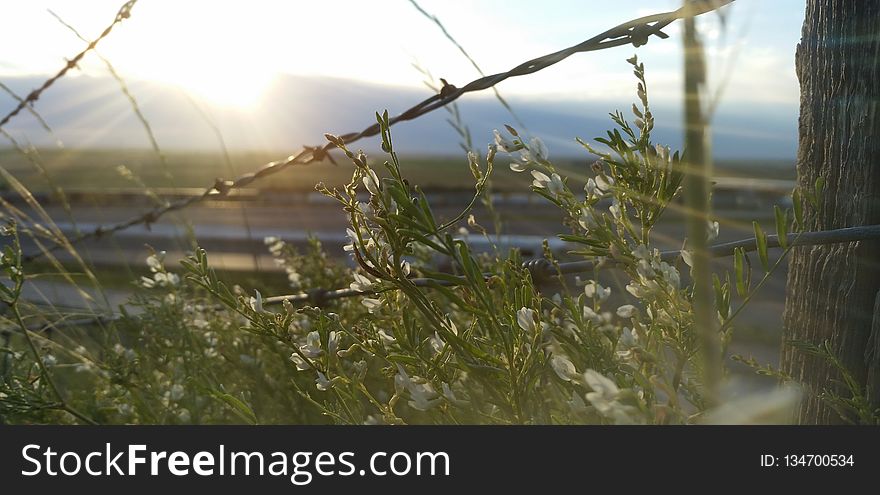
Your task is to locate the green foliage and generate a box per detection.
[787,340,879,425]
[0,58,858,425]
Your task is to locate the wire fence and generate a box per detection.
[8,224,880,335]
[263,224,880,306]
[6,0,880,333]
[16,0,735,263]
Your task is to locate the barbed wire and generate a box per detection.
[264,224,880,306]
[7,224,878,335]
[47,8,171,178]
[0,0,137,130]
[407,0,528,132]
[0,81,57,139]
[19,0,734,263]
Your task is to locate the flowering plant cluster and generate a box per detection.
[2,58,841,425]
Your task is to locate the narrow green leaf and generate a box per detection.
[734,247,747,297]
[774,205,788,249]
[753,221,769,272]
[385,354,420,366]
[210,392,257,425]
[712,273,729,319]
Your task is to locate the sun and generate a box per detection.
[74,1,284,108]
[161,63,276,108]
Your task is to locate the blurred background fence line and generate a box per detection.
[7,223,880,335]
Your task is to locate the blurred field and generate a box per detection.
[1,148,795,392]
[0,148,795,193]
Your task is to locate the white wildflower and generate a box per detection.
[584,281,611,302]
[350,272,373,292]
[363,168,381,196]
[707,220,720,241]
[625,283,645,299]
[286,268,302,288]
[362,297,382,313]
[655,144,670,162]
[146,253,163,272]
[249,290,264,313]
[408,383,441,411]
[289,353,310,371]
[429,332,445,356]
[493,129,517,152]
[657,262,681,289]
[619,327,638,348]
[377,329,396,346]
[595,174,614,192]
[363,415,384,425]
[550,354,578,382]
[394,364,412,393]
[343,228,358,252]
[516,307,537,333]
[315,371,332,391]
[300,331,323,358]
[584,178,598,197]
[616,305,637,318]
[636,259,656,278]
[608,199,622,220]
[266,237,285,256]
[577,207,598,230]
[394,365,440,411]
[531,170,564,195]
[328,331,339,355]
[583,369,642,424]
[528,137,549,163]
[583,369,619,401]
[680,249,694,268]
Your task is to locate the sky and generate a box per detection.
[0,0,806,158]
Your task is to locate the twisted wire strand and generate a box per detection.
[20,0,734,263]
[264,224,880,306]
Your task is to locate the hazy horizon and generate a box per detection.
[0,1,805,160]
